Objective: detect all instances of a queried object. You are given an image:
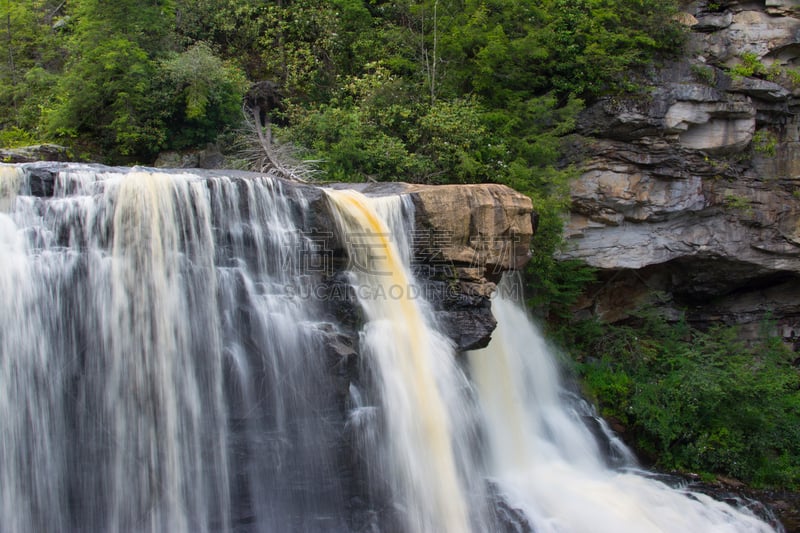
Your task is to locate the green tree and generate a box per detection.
[0,0,64,145]
[45,0,176,159]
[160,42,249,150]
[258,1,338,98]
[174,0,271,76]
[568,311,800,488]
[537,0,684,97]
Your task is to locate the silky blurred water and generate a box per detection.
[469,280,779,533]
[0,163,780,533]
[0,165,348,532]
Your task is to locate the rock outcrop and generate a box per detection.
[153,143,225,169]
[562,0,800,341]
[330,181,533,350]
[0,144,73,163]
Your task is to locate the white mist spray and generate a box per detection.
[469,278,778,533]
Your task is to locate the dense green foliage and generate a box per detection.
[0,0,63,144]
[160,42,249,150]
[27,0,173,155]
[0,0,248,160]
[0,0,682,164]
[561,310,800,488]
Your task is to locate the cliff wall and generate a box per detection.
[562,0,800,341]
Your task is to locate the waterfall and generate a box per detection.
[0,162,780,532]
[468,279,778,533]
[326,189,491,533]
[0,164,350,532]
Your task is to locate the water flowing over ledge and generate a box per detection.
[3,162,533,352]
[0,163,780,532]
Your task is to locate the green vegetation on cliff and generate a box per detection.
[559,310,800,489]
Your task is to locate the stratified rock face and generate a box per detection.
[765,0,800,17]
[409,183,533,350]
[563,0,800,335]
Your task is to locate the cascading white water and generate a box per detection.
[0,164,351,532]
[468,279,779,533]
[326,189,492,533]
[0,162,783,533]
[1,165,68,532]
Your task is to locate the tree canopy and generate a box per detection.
[1,0,681,163]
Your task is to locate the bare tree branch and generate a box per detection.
[236,103,320,182]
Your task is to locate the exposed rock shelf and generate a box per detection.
[562,0,800,342]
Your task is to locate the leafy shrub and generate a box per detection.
[730,52,766,79]
[752,128,778,157]
[45,37,166,158]
[691,64,716,86]
[722,192,753,214]
[160,42,249,150]
[0,126,36,148]
[565,309,800,488]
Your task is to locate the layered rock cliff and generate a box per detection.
[562,0,800,342]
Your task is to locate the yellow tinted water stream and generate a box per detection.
[326,189,470,533]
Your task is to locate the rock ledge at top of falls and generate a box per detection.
[328,181,534,275]
[7,162,534,351]
[330,181,534,351]
[561,0,800,341]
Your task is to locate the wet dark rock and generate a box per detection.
[26,167,57,197]
[675,474,795,532]
[420,279,497,351]
[487,482,536,533]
